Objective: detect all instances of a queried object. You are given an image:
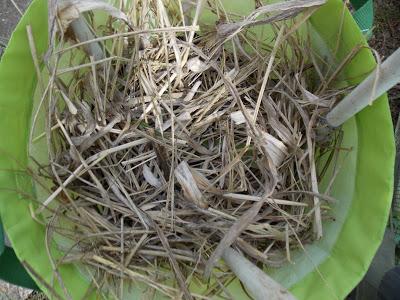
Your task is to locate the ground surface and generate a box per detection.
[0,0,31,36]
[0,0,30,52]
[0,0,399,299]
[369,0,400,124]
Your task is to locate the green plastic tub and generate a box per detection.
[0,0,394,299]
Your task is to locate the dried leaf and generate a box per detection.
[230,109,255,125]
[143,164,162,188]
[175,161,208,208]
[259,131,288,167]
[187,57,209,73]
[183,81,202,102]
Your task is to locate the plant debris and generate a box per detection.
[30,0,352,298]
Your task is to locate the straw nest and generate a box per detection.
[30,0,350,298]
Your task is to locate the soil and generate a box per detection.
[369,0,400,125]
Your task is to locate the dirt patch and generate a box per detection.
[0,0,31,40]
[0,0,31,57]
[369,0,400,124]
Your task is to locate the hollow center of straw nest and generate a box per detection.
[36,0,348,297]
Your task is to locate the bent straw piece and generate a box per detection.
[327,47,400,127]
[222,248,297,300]
[217,0,326,41]
[56,56,123,75]
[57,26,200,55]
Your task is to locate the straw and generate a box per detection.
[29,0,355,298]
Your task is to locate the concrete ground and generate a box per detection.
[0,0,31,56]
[0,0,31,40]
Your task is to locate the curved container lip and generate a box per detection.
[0,0,394,299]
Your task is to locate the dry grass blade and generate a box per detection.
[216,0,326,42]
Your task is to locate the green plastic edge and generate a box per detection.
[352,0,374,36]
[289,1,393,299]
[351,0,372,10]
[0,0,394,299]
[0,1,92,298]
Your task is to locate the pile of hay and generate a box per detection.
[31,0,348,298]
